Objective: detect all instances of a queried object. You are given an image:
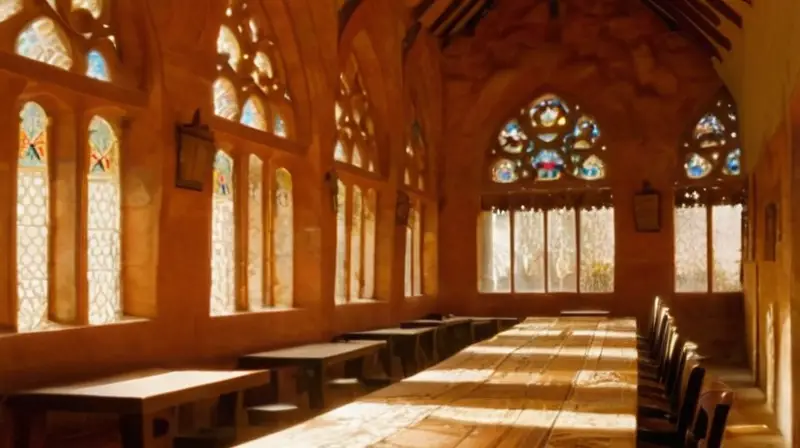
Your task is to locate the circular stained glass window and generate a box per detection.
[491,159,518,183]
[685,153,712,179]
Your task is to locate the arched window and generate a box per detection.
[8,1,120,82]
[479,94,614,294]
[247,155,265,310]
[333,55,378,304]
[403,119,427,298]
[674,92,744,293]
[16,102,50,332]
[210,150,236,315]
[86,116,122,325]
[273,167,293,307]
[212,0,293,137]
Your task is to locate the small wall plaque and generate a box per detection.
[175,110,216,191]
[633,181,661,232]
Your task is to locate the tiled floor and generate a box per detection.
[707,367,788,448]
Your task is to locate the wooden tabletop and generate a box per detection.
[9,369,271,415]
[343,327,436,337]
[237,317,638,447]
[239,340,386,366]
[400,317,472,328]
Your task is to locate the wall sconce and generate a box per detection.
[324,170,339,212]
[175,109,216,191]
[396,190,410,226]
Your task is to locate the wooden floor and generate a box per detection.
[237,317,638,447]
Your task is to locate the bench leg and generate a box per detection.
[217,391,243,428]
[119,413,151,448]
[12,410,45,448]
[306,365,325,409]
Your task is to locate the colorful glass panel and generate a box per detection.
[694,113,726,148]
[86,50,110,81]
[530,95,569,128]
[498,120,526,153]
[211,150,235,315]
[685,153,712,179]
[578,155,605,180]
[217,25,241,71]
[16,17,73,70]
[0,0,22,23]
[334,140,347,162]
[16,102,50,332]
[537,133,558,143]
[723,149,741,176]
[274,114,287,137]
[572,116,600,149]
[247,155,265,310]
[532,150,564,181]
[71,0,102,18]
[241,96,267,131]
[87,116,121,325]
[273,168,293,307]
[213,77,239,120]
[491,159,517,183]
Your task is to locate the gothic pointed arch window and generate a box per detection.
[333,54,378,304]
[6,0,127,83]
[479,93,614,295]
[403,118,427,298]
[674,91,744,293]
[212,0,293,137]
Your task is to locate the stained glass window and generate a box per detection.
[274,114,287,137]
[334,141,347,162]
[241,96,267,131]
[217,25,241,71]
[349,186,363,299]
[336,58,376,170]
[579,207,614,293]
[86,50,110,81]
[16,17,73,70]
[334,180,347,304]
[213,77,239,121]
[87,116,122,325]
[16,102,50,332]
[247,155,264,310]
[71,0,102,18]
[210,150,235,315]
[363,189,376,299]
[0,0,22,23]
[273,168,293,307]
[685,153,712,179]
[487,94,607,184]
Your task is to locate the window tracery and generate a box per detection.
[479,93,614,294]
[334,58,378,173]
[674,91,744,293]
[213,0,292,137]
[5,0,122,83]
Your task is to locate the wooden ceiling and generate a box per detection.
[641,0,750,61]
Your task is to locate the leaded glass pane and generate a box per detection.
[217,25,241,71]
[675,205,708,293]
[334,180,347,304]
[211,151,235,315]
[71,0,102,18]
[86,50,110,81]
[87,116,122,325]
[363,189,376,299]
[478,211,510,293]
[513,210,545,293]
[712,204,742,292]
[16,102,50,332]
[579,207,614,293]
[213,77,239,120]
[349,186,362,299]
[16,17,73,70]
[0,0,22,23]
[247,155,264,310]
[274,114,287,137]
[273,168,293,307]
[334,141,347,162]
[241,96,267,131]
[412,207,422,296]
[547,208,577,292]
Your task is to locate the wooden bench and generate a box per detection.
[338,327,436,378]
[8,369,270,448]
[237,340,386,409]
[400,317,473,359]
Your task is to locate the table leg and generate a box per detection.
[306,365,325,409]
[398,337,420,377]
[379,341,394,378]
[344,356,366,379]
[217,390,243,428]
[12,410,45,448]
[119,414,150,448]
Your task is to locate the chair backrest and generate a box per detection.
[687,381,734,448]
[650,307,671,355]
[645,296,662,335]
[676,357,706,437]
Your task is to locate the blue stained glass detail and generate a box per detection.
[572,116,600,149]
[498,119,526,153]
[274,114,287,137]
[693,113,725,141]
[685,153,712,179]
[578,155,605,180]
[723,149,741,176]
[531,150,565,181]
[491,159,517,183]
[86,50,109,81]
[530,95,569,128]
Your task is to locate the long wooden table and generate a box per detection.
[338,327,437,377]
[9,369,271,448]
[237,317,638,447]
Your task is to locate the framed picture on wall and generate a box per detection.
[633,182,661,232]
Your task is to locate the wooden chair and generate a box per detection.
[638,296,664,347]
[685,382,734,448]
[639,337,697,421]
[638,356,706,446]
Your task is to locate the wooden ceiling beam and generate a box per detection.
[440,0,484,37]
[411,0,436,21]
[430,0,466,36]
[674,0,732,50]
[645,0,722,60]
[685,0,722,26]
[706,0,743,27]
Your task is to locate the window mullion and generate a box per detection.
[509,210,516,294]
[543,210,549,294]
[706,203,713,293]
[575,207,582,293]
